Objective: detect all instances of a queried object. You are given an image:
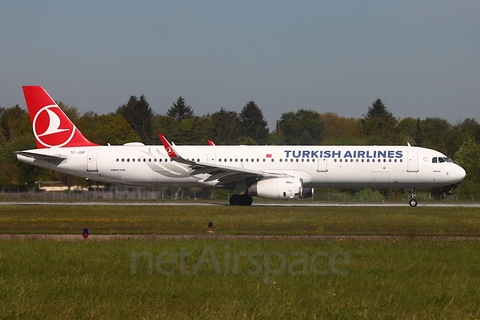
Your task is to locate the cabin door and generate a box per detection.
[87,150,98,172]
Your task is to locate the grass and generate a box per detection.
[1,204,480,319]
[0,204,480,236]
[1,239,480,319]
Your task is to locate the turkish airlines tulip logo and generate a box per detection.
[33,105,76,147]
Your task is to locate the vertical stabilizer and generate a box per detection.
[22,86,98,148]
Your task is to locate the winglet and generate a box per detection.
[158,134,196,166]
[158,134,179,158]
[208,140,215,146]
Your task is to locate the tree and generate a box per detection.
[0,105,30,141]
[239,101,269,144]
[454,138,480,195]
[361,99,398,144]
[395,117,418,145]
[276,109,322,145]
[166,96,194,122]
[117,95,154,144]
[57,101,81,123]
[319,112,362,145]
[0,127,6,162]
[0,134,49,186]
[414,118,424,147]
[88,114,141,145]
[154,114,212,145]
[210,107,241,144]
[76,111,98,140]
[421,117,451,155]
[449,118,480,156]
[172,116,212,144]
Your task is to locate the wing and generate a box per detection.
[158,134,288,187]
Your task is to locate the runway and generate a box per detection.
[1,201,480,207]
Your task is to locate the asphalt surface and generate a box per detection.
[1,201,480,207]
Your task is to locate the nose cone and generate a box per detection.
[453,164,466,182]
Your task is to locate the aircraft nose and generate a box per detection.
[454,164,466,182]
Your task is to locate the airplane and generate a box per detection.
[16,86,466,206]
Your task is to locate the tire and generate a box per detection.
[241,194,253,206]
[409,199,418,207]
[229,194,242,206]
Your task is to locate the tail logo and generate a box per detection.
[33,105,76,147]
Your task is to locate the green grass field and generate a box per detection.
[1,205,480,319]
[1,204,480,236]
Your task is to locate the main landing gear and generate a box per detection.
[408,188,418,207]
[229,193,253,206]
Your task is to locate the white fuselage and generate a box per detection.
[17,144,466,189]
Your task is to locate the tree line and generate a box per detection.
[1,96,479,195]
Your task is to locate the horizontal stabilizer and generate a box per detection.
[15,151,67,162]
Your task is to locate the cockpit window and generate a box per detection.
[432,157,452,163]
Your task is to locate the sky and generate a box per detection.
[1,1,479,130]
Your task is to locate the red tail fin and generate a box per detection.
[22,86,98,148]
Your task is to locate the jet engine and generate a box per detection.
[248,178,305,200]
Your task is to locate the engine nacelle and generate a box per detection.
[248,178,303,200]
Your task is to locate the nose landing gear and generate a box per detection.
[408,188,418,207]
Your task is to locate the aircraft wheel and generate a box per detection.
[241,194,253,206]
[409,198,418,207]
[229,194,242,206]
